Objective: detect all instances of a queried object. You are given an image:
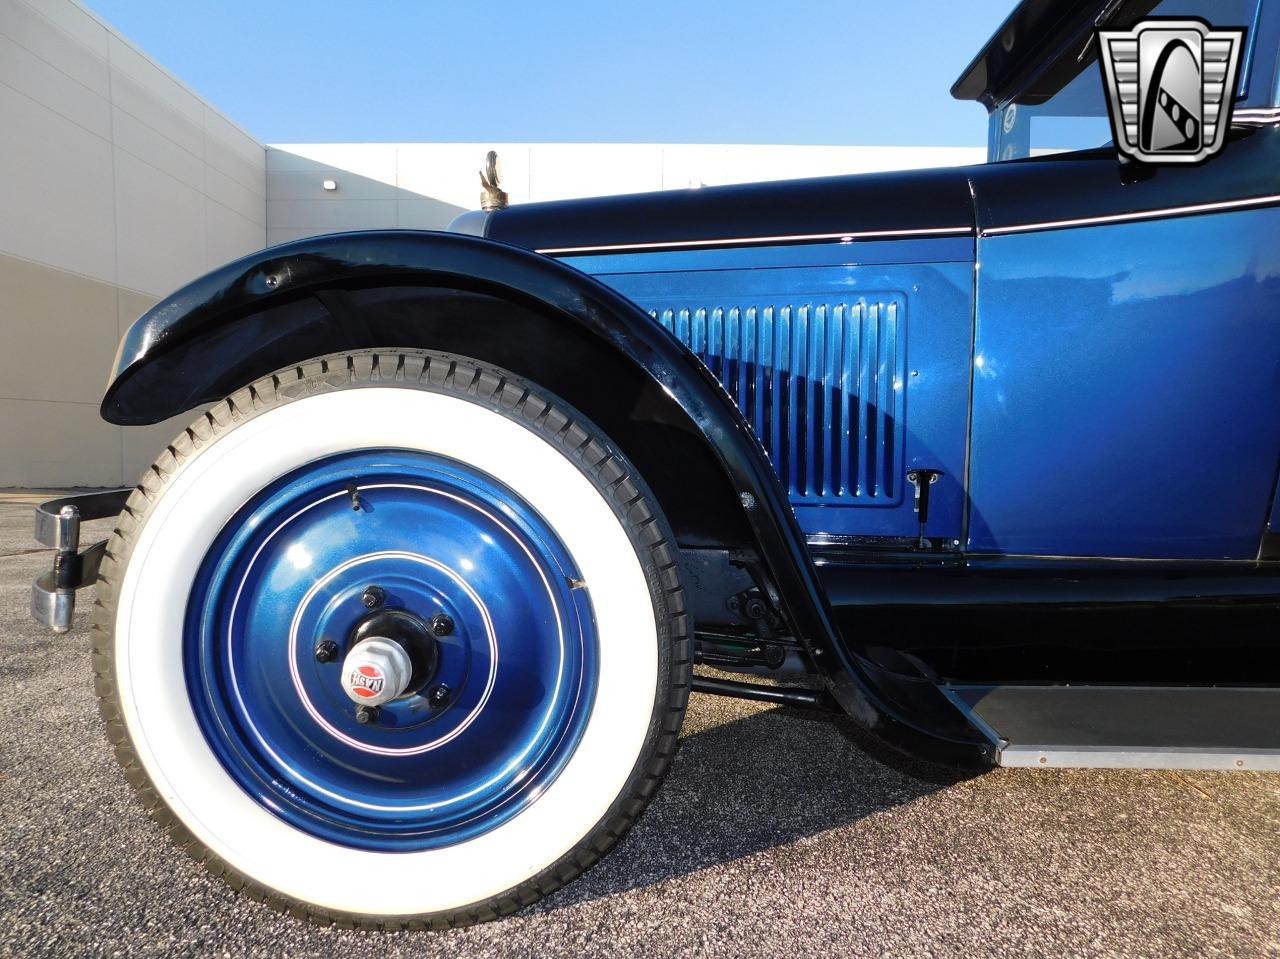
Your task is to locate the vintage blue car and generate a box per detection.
[27,0,1280,929]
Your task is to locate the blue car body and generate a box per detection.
[488,2,1280,563]
[556,189,1280,562]
[72,0,1280,766]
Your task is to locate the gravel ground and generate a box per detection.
[1,492,1279,958]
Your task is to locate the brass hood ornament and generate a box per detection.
[479,150,509,211]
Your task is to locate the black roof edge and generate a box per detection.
[951,0,1153,110]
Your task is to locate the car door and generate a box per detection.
[967,123,1280,559]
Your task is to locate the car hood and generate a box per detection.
[483,163,980,255]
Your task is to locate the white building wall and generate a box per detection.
[0,0,265,487]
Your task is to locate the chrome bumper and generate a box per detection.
[31,489,130,633]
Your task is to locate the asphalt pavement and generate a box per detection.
[1,492,1278,958]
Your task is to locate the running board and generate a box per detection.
[998,745,1280,770]
[944,685,1280,770]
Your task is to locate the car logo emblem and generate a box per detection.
[347,663,385,699]
[1097,18,1246,165]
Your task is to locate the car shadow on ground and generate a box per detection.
[538,698,975,911]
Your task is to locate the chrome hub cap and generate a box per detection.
[341,637,413,707]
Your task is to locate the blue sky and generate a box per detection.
[86,0,1016,146]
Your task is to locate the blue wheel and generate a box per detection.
[187,448,598,851]
[93,351,690,925]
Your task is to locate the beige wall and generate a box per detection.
[0,0,265,487]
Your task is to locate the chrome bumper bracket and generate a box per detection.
[31,489,130,633]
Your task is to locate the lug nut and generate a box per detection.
[430,613,454,637]
[355,704,380,725]
[361,586,386,609]
[428,684,451,708]
[314,640,339,663]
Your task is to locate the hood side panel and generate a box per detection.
[485,166,978,254]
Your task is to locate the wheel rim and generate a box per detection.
[184,449,598,851]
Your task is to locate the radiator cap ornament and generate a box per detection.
[479,150,509,211]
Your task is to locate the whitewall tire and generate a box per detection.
[92,350,690,928]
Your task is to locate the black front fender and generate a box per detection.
[104,229,994,765]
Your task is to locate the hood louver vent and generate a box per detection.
[648,296,906,506]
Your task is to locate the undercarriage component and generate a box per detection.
[691,675,836,711]
[694,634,787,670]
